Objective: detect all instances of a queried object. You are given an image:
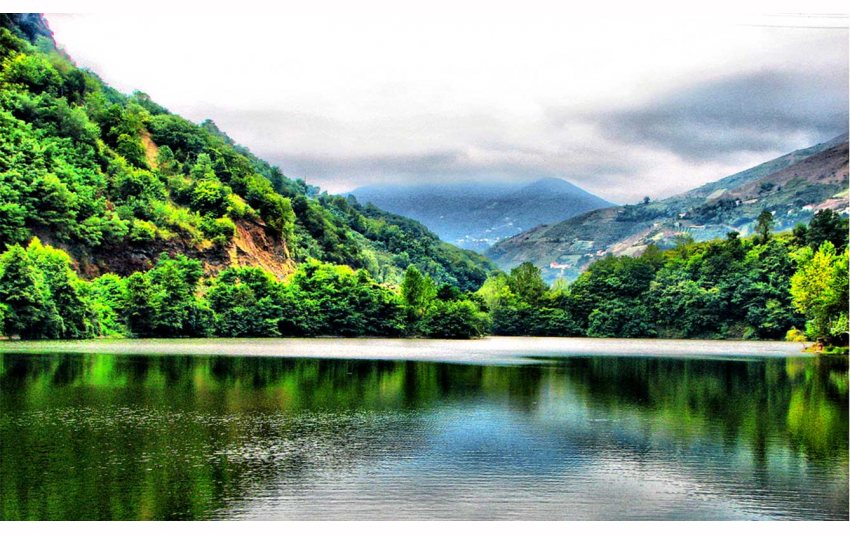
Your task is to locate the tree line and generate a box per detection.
[0,209,846,344]
[0,238,488,340]
[477,209,847,345]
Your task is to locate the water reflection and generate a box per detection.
[0,353,846,520]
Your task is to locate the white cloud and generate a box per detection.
[44,7,848,203]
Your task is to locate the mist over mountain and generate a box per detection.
[350,178,613,252]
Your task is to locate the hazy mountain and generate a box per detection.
[349,178,614,251]
[487,134,849,281]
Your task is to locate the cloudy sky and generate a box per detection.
[45,7,848,203]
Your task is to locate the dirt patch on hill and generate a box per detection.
[227,219,294,279]
[140,130,159,169]
[34,219,294,281]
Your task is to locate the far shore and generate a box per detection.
[0,337,817,364]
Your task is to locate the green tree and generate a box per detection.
[0,239,98,339]
[587,301,656,338]
[803,209,849,250]
[124,272,155,336]
[206,267,284,337]
[124,254,210,337]
[755,210,774,243]
[189,153,217,181]
[290,260,405,337]
[89,273,128,336]
[400,265,436,321]
[422,299,489,339]
[191,179,231,216]
[115,133,147,168]
[507,262,547,305]
[0,244,50,338]
[790,242,849,344]
[475,272,513,312]
[26,238,93,338]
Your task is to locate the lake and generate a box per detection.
[0,338,847,520]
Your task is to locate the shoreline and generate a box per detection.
[0,337,816,364]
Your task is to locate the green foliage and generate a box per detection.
[115,133,147,168]
[401,265,436,321]
[243,175,295,241]
[88,273,128,336]
[0,243,52,338]
[206,267,283,337]
[0,239,99,339]
[507,262,547,305]
[755,209,774,243]
[478,267,582,337]
[795,209,849,251]
[1,51,62,94]
[289,260,405,337]
[112,166,166,217]
[790,242,849,344]
[124,254,210,337]
[128,219,157,244]
[421,299,490,339]
[477,214,843,341]
[199,215,236,246]
[397,264,486,338]
[587,301,656,338]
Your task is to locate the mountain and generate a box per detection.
[488,134,849,282]
[349,177,614,252]
[0,14,494,291]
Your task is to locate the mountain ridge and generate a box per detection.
[350,177,614,252]
[487,135,849,281]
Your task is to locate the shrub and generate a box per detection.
[200,215,236,247]
[129,218,157,243]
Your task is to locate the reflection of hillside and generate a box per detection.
[0,353,846,520]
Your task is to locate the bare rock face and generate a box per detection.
[1,13,54,44]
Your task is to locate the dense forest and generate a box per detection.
[479,209,848,345]
[0,209,847,344]
[0,15,847,345]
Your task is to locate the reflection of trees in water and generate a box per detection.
[0,353,846,520]
[543,356,848,465]
[0,354,545,519]
[533,356,848,519]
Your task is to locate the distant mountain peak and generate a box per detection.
[516,177,589,195]
[349,177,613,252]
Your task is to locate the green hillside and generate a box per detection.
[0,14,493,291]
[0,14,845,346]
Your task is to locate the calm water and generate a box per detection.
[0,345,847,520]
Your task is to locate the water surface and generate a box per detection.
[0,342,846,520]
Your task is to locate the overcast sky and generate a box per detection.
[45,9,848,203]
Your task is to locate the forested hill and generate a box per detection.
[488,134,849,282]
[0,14,493,291]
